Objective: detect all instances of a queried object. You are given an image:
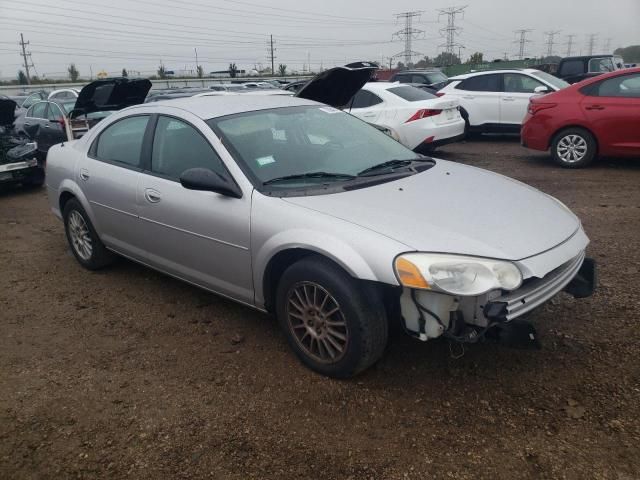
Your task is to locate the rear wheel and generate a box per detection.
[63,198,115,270]
[551,128,597,168]
[276,257,388,378]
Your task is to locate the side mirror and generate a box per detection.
[533,86,550,94]
[179,168,242,199]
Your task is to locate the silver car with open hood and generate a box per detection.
[45,65,596,378]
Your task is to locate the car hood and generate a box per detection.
[0,98,17,126]
[295,61,378,108]
[282,160,580,261]
[71,77,152,118]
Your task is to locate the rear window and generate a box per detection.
[387,86,437,101]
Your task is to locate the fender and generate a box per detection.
[56,179,97,226]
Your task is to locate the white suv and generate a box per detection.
[438,69,569,134]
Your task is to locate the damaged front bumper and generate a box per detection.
[0,141,42,184]
[399,249,597,343]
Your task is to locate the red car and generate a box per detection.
[522,67,640,168]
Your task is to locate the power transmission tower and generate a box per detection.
[18,33,33,84]
[603,37,612,53]
[586,34,597,55]
[267,35,276,76]
[391,11,425,67]
[513,29,533,60]
[437,5,467,66]
[544,30,561,57]
[564,34,576,56]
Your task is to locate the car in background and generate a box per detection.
[14,99,74,157]
[438,69,569,134]
[389,69,449,92]
[209,84,249,92]
[347,83,464,153]
[283,80,308,93]
[522,67,640,168]
[556,55,626,84]
[48,88,80,101]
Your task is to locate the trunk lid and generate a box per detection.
[71,77,152,118]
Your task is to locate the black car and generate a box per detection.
[16,99,75,158]
[389,69,449,91]
[556,55,626,84]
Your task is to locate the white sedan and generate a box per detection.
[347,82,465,153]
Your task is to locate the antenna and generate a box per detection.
[437,6,468,66]
[391,11,425,67]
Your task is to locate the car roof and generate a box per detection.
[394,69,442,73]
[561,55,616,60]
[131,94,319,119]
[450,68,540,80]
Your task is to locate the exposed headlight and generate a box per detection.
[394,253,522,296]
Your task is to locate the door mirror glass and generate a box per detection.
[533,86,550,94]
[180,168,242,198]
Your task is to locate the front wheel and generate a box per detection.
[276,257,388,378]
[551,128,597,168]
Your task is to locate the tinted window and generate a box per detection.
[27,102,47,119]
[95,115,149,167]
[152,116,224,179]
[388,86,436,101]
[350,90,383,108]
[503,73,544,93]
[560,60,583,76]
[47,103,64,121]
[586,73,640,98]
[457,74,501,92]
[395,74,412,83]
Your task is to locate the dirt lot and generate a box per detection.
[1,137,639,480]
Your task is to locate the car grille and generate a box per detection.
[493,251,585,321]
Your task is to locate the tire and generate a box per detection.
[551,128,597,168]
[276,257,388,378]
[63,198,115,270]
[460,108,472,138]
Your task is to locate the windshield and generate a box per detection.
[531,70,569,90]
[208,106,418,189]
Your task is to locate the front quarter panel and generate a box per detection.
[251,192,411,307]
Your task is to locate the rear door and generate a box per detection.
[23,101,49,144]
[581,72,640,155]
[500,73,546,126]
[452,74,502,127]
[81,115,150,260]
[348,90,385,124]
[40,102,68,152]
[136,114,253,303]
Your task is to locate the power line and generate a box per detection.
[564,34,576,56]
[437,5,467,66]
[513,29,533,60]
[391,11,425,67]
[586,34,598,55]
[543,30,561,57]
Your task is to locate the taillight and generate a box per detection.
[406,109,442,123]
[435,92,445,97]
[528,103,557,115]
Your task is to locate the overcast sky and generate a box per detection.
[0,0,638,79]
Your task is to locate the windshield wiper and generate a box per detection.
[357,158,432,177]
[263,171,356,186]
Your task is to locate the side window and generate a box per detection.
[350,90,383,108]
[559,60,583,76]
[457,74,501,92]
[22,93,41,109]
[588,57,614,73]
[395,74,411,83]
[587,73,640,98]
[95,115,149,167]
[503,73,544,93]
[47,103,64,121]
[151,116,225,179]
[27,102,47,119]
[412,75,427,83]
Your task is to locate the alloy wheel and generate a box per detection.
[285,281,349,364]
[68,210,93,261]
[556,134,588,163]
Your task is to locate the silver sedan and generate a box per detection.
[45,95,596,378]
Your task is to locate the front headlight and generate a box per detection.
[394,253,522,296]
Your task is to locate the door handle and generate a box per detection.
[79,169,90,181]
[585,105,605,110]
[502,97,515,101]
[362,113,376,118]
[462,96,475,99]
[144,188,161,203]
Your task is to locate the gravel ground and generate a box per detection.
[1,137,639,479]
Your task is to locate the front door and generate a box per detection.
[500,73,546,126]
[454,73,502,127]
[137,115,253,303]
[348,90,385,124]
